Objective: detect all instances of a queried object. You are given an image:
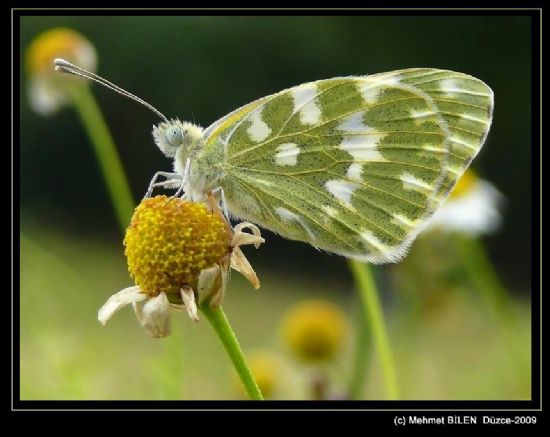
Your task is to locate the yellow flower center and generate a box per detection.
[450,169,478,199]
[124,196,231,296]
[26,28,94,74]
[281,300,347,363]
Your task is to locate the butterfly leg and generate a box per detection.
[211,186,230,220]
[170,158,192,200]
[154,178,182,189]
[144,171,183,199]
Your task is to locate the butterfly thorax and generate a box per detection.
[152,118,225,202]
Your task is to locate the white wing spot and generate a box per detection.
[446,166,462,176]
[301,101,322,124]
[360,230,389,253]
[346,163,363,182]
[275,207,299,221]
[274,143,300,166]
[373,72,402,85]
[422,144,446,154]
[439,78,463,97]
[338,112,373,133]
[450,135,478,152]
[291,83,322,125]
[322,205,338,217]
[358,74,401,104]
[275,207,316,240]
[460,113,490,125]
[325,179,358,208]
[400,172,433,193]
[410,109,436,124]
[339,135,387,161]
[358,80,383,104]
[391,213,418,229]
[247,108,271,142]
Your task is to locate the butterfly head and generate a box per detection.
[152,119,204,158]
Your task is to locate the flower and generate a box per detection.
[25,28,97,115]
[427,169,504,235]
[281,300,348,363]
[98,195,264,338]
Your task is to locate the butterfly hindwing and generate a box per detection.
[377,69,494,198]
[200,70,493,262]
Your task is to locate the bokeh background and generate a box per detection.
[19,15,533,400]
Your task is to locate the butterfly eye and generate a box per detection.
[166,125,184,146]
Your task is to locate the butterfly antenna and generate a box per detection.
[54,58,169,122]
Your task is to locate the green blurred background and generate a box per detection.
[19,15,533,400]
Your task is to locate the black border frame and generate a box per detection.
[10,4,542,419]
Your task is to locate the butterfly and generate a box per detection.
[55,60,493,263]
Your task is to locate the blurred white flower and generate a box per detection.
[25,28,97,115]
[427,170,504,235]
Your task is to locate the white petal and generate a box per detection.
[230,247,260,290]
[427,180,504,235]
[74,42,98,73]
[133,292,171,338]
[180,287,199,321]
[98,286,146,325]
[231,222,264,249]
[197,265,221,305]
[210,257,230,308]
[28,77,67,115]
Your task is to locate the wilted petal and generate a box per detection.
[210,257,230,308]
[133,292,171,338]
[98,285,145,325]
[232,223,264,249]
[197,265,221,305]
[231,247,260,289]
[180,286,199,321]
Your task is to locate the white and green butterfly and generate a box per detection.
[55,60,493,263]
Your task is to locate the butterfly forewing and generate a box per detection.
[200,70,493,262]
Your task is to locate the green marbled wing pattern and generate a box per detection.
[200,71,493,263]
[370,69,494,200]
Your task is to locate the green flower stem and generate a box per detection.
[454,234,526,372]
[454,235,517,322]
[348,300,372,400]
[70,85,135,233]
[66,86,262,400]
[200,305,264,400]
[348,260,399,400]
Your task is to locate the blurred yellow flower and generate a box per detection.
[98,195,264,338]
[236,351,281,399]
[449,168,478,199]
[25,28,97,115]
[427,169,504,235]
[281,300,348,363]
